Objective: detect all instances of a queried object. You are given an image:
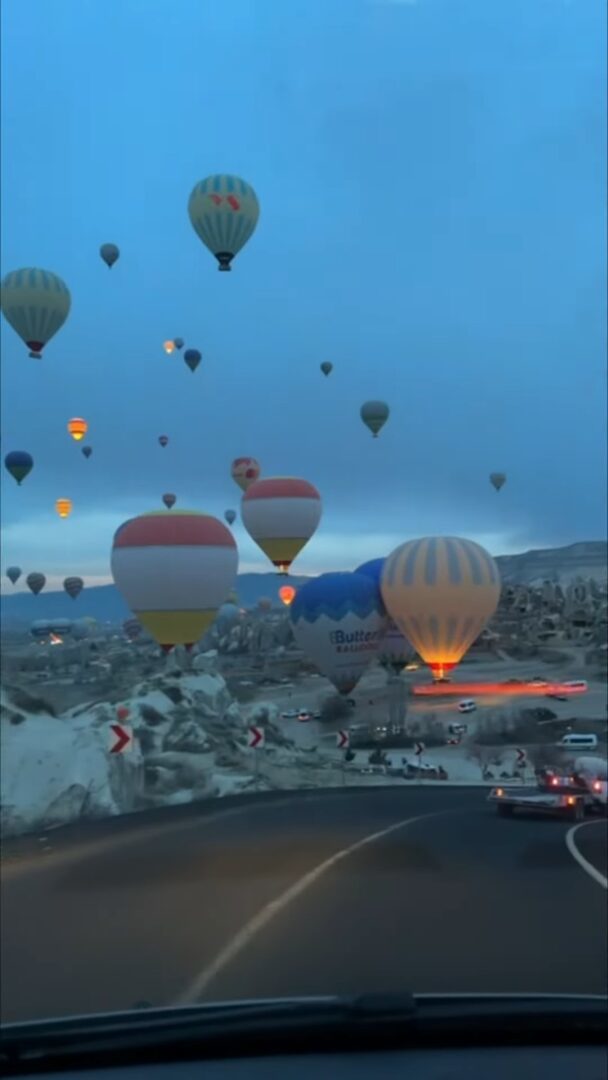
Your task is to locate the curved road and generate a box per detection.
[1,787,606,1023]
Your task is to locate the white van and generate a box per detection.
[562,680,588,692]
[558,733,598,750]
[458,699,477,714]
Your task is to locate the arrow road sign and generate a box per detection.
[109,723,132,754]
[415,742,425,757]
[516,747,527,765]
[336,730,350,749]
[248,726,265,749]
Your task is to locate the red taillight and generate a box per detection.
[551,777,559,786]
[593,780,601,792]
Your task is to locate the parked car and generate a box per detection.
[458,699,477,714]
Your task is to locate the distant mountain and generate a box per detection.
[494,541,607,586]
[1,543,605,627]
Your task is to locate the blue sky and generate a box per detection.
[1,0,606,593]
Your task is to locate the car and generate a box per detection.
[458,699,476,714]
[281,710,298,719]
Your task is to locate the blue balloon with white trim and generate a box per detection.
[290,572,384,694]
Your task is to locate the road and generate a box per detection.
[1,788,606,1023]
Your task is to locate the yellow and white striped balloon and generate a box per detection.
[1,268,71,357]
[381,536,500,679]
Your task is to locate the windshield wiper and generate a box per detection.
[1,994,606,1075]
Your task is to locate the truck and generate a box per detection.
[488,768,607,821]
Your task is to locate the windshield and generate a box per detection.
[1,0,606,1027]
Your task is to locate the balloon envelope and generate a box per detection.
[68,418,88,442]
[1,268,71,357]
[159,435,169,447]
[81,445,93,459]
[6,566,21,585]
[184,349,201,372]
[111,510,238,650]
[381,536,500,679]
[320,362,333,376]
[55,498,73,518]
[290,572,384,694]
[31,620,51,640]
[100,243,119,268]
[162,493,176,509]
[5,451,33,485]
[224,509,236,525]
[279,585,296,607]
[63,576,84,599]
[360,400,389,437]
[188,175,260,271]
[490,472,506,492]
[241,477,322,574]
[173,338,184,349]
[26,572,46,595]
[163,341,175,355]
[231,457,260,491]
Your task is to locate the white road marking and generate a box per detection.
[565,820,607,890]
[174,809,446,1004]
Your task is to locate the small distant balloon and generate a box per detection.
[231,457,261,492]
[68,418,88,442]
[163,341,175,355]
[1,268,71,358]
[279,585,296,607]
[63,576,84,599]
[82,445,93,459]
[173,338,184,350]
[184,348,201,373]
[360,401,389,437]
[100,243,120,268]
[224,509,236,525]
[5,450,33,485]
[159,435,169,448]
[26,572,46,595]
[55,498,73,519]
[320,362,333,377]
[490,472,506,492]
[163,493,176,509]
[6,566,21,585]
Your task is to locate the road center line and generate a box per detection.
[174,809,448,1004]
[565,820,607,890]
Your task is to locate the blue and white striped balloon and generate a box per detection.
[1,268,71,357]
[188,174,259,271]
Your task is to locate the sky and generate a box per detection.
[1,0,606,593]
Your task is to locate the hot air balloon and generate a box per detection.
[490,472,506,492]
[231,457,260,492]
[163,493,176,509]
[224,509,236,525]
[100,243,120,268]
[184,348,201,373]
[159,435,169,448]
[241,477,322,575]
[123,617,142,641]
[68,418,88,442]
[291,573,384,694]
[320,362,333,377]
[381,536,501,681]
[163,341,175,355]
[6,566,21,585]
[26,572,46,595]
[111,510,238,652]
[82,445,92,459]
[55,498,73,518]
[63,576,84,599]
[31,620,51,640]
[173,338,184,350]
[4,451,33,485]
[279,585,296,607]
[361,400,389,437]
[188,174,260,271]
[1,268,71,358]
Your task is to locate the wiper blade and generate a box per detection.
[1,993,606,1074]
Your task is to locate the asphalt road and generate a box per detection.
[1,788,606,1024]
